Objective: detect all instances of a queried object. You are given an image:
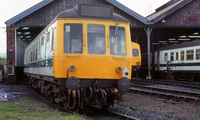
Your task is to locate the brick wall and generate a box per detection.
[7,24,15,75]
[7,24,15,67]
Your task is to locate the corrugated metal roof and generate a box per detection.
[146,0,192,23]
[5,0,150,26]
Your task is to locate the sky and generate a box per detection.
[0,0,170,54]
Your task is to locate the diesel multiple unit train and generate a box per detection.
[154,40,200,81]
[24,4,141,109]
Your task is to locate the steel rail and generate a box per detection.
[131,79,200,89]
[130,83,200,101]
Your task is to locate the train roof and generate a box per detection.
[56,4,130,23]
[156,40,200,51]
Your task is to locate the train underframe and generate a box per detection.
[26,74,129,109]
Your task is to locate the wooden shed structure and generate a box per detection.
[6,0,200,83]
[146,0,200,78]
[5,0,149,83]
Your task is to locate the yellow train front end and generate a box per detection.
[53,4,132,108]
[131,42,141,78]
[54,19,132,79]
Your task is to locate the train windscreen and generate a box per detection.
[109,26,126,56]
[87,24,105,54]
[64,24,83,54]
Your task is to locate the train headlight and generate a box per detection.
[116,67,122,73]
[70,65,76,72]
[123,67,129,77]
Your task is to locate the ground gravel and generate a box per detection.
[115,92,200,120]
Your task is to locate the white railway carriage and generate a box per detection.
[24,21,56,77]
[154,40,200,80]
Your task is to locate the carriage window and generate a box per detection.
[87,24,105,54]
[32,45,35,62]
[186,50,194,60]
[164,53,168,62]
[46,32,50,58]
[196,49,200,60]
[64,24,83,54]
[51,29,55,50]
[132,49,139,57]
[35,48,38,61]
[41,36,45,59]
[170,52,174,61]
[176,52,179,60]
[110,26,126,56]
[181,51,184,61]
[35,42,38,61]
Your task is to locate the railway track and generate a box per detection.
[131,78,200,89]
[32,88,140,120]
[130,80,200,102]
[84,105,140,120]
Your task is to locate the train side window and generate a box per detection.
[46,32,50,58]
[36,42,38,61]
[88,24,105,54]
[109,26,126,56]
[31,47,33,62]
[170,52,174,61]
[132,49,139,57]
[41,36,45,59]
[164,53,168,62]
[186,50,194,60]
[181,51,184,61]
[51,29,55,50]
[196,49,200,60]
[64,24,83,54]
[176,52,179,61]
[33,46,35,62]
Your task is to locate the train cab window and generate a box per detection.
[170,52,174,61]
[132,49,139,57]
[64,24,83,54]
[164,53,168,62]
[196,49,200,60]
[186,50,194,60]
[109,26,126,56]
[46,32,50,58]
[181,51,184,61]
[87,24,105,54]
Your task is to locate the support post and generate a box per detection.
[145,28,153,79]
